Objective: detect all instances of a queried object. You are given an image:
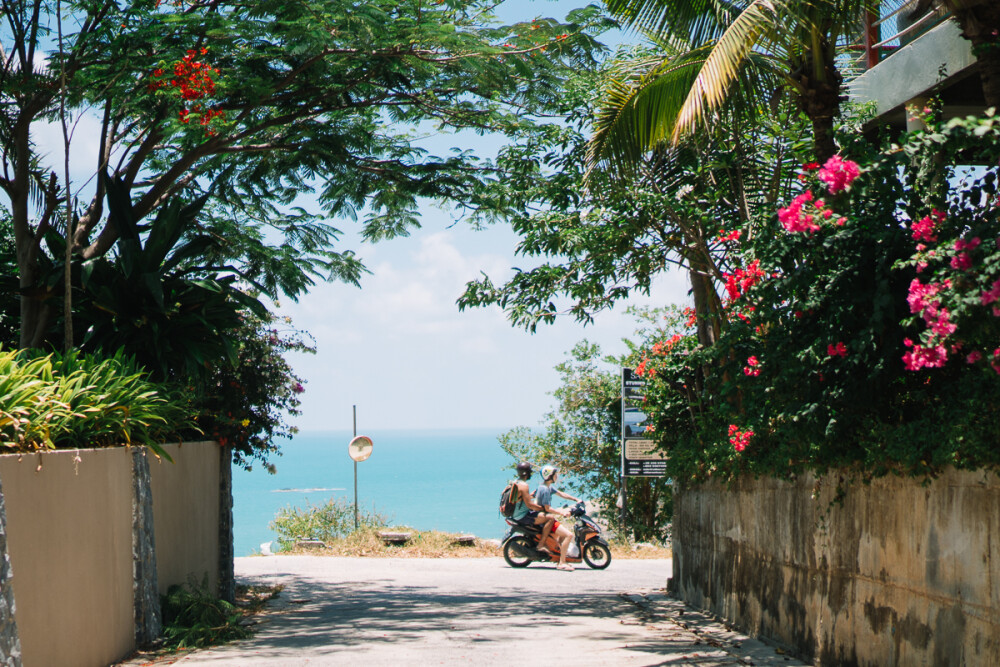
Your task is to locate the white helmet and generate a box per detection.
[541,465,557,481]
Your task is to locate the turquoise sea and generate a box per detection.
[231,428,514,556]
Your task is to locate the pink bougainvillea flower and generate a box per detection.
[983,279,1000,306]
[907,279,943,315]
[743,356,761,377]
[778,192,822,233]
[951,253,973,270]
[928,309,956,338]
[817,155,861,194]
[902,338,949,371]
[955,237,981,252]
[911,209,944,243]
[967,350,983,364]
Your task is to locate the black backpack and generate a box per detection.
[499,481,519,518]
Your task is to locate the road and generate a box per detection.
[162,556,808,666]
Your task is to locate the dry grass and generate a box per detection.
[275,527,671,560]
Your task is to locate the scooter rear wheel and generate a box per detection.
[582,541,611,569]
[503,536,534,568]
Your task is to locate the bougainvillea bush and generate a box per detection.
[634,113,1000,483]
[192,310,314,472]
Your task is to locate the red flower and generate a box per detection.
[827,342,847,357]
[728,425,754,453]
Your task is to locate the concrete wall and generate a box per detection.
[149,442,220,595]
[0,442,222,667]
[0,449,135,667]
[672,468,1000,666]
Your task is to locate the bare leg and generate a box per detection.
[555,524,574,570]
[536,515,555,553]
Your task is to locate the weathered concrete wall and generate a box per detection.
[672,468,1000,666]
[0,449,135,667]
[0,475,22,667]
[0,442,223,667]
[148,442,221,596]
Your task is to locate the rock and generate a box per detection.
[377,531,412,545]
[295,540,327,550]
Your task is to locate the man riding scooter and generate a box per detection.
[510,462,576,571]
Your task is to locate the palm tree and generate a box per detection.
[592,0,880,164]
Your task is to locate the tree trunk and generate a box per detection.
[689,261,720,348]
[791,36,843,163]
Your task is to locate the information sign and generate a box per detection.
[621,368,666,477]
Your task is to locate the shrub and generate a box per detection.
[0,346,192,458]
[269,497,390,551]
[160,581,251,650]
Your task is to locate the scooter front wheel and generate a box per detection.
[582,541,611,569]
[503,536,534,568]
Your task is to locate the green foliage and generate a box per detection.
[270,497,390,551]
[0,346,191,458]
[460,51,811,335]
[499,338,672,542]
[194,311,314,471]
[634,114,1000,483]
[160,581,251,650]
[0,213,16,348]
[2,0,613,346]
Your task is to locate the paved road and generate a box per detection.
[164,556,808,666]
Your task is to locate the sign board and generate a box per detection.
[621,368,666,477]
[348,435,374,462]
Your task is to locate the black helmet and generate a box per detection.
[516,461,533,480]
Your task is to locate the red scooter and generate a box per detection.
[502,501,612,569]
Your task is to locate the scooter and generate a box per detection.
[502,501,612,569]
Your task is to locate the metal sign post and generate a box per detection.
[347,405,374,532]
[353,406,357,531]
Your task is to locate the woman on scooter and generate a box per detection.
[535,465,580,571]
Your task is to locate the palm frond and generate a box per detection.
[604,0,747,45]
[588,49,709,175]
[671,0,781,143]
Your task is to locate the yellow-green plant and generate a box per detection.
[0,346,192,458]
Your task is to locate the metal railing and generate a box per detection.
[855,1,951,69]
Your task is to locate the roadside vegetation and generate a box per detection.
[270,496,670,559]
[462,3,1000,503]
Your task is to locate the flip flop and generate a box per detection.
[537,546,553,555]
[557,564,575,571]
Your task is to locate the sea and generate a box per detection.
[231,428,514,556]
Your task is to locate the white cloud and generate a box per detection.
[279,223,692,432]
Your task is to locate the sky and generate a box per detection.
[28,0,692,433]
[273,211,689,433]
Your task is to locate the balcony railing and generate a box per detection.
[855,1,951,69]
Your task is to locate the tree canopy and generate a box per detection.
[1,0,612,347]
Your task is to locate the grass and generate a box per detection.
[273,526,671,560]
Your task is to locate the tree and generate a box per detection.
[460,54,808,349]
[498,339,672,542]
[595,0,879,162]
[0,0,610,347]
